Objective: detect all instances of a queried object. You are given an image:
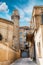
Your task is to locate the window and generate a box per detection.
[20,32,22,35]
[25,45,28,49]
[42,14,43,24]
[20,38,22,42]
[0,34,3,41]
[38,42,41,58]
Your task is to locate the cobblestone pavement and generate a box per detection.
[11,58,37,65]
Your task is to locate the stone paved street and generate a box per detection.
[11,58,37,65]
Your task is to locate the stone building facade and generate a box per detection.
[0,18,13,47]
[19,26,30,50]
[0,10,20,65]
[19,26,31,57]
[34,25,43,65]
[32,6,43,65]
[30,6,43,65]
[30,6,43,30]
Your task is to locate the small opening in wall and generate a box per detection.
[25,45,29,49]
[0,34,3,41]
[41,13,43,24]
[38,42,41,58]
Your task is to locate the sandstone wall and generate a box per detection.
[0,43,20,65]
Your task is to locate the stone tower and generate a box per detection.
[11,10,20,51]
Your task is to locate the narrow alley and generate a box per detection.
[11,58,37,65]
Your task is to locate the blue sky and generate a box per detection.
[0,0,43,26]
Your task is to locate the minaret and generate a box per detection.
[11,10,20,51]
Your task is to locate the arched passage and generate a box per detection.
[26,33,36,61]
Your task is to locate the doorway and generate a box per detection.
[21,50,29,58]
[33,42,36,61]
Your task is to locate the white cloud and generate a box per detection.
[23,0,35,14]
[0,2,11,20]
[0,12,11,20]
[14,0,36,26]
[5,13,11,20]
[0,2,9,13]
[15,5,31,23]
[24,17,30,22]
[23,5,33,14]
